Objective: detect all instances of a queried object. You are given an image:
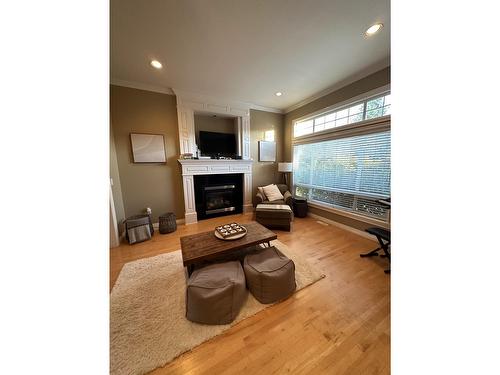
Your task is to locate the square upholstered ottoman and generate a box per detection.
[255,204,293,231]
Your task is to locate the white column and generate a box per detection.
[182,175,198,224]
[177,105,196,155]
[241,115,251,160]
[243,172,253,213]
[235,117,242,156]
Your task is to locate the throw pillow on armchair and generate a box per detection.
[255,184,293,208]
[262,184,284,201]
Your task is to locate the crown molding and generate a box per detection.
[172,88,283,115]
[111,80,283,114]
[110,79,175,95]
[284,63,391,114]
[248,104,283,114]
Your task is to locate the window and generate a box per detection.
[293,93,391,138]
[293,128,390,221]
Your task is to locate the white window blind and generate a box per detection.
[293,130,390,220]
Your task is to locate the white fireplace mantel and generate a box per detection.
[174,89,255,224]
[178,159,254,224]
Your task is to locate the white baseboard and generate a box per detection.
[307,212,378,241]
[243,204,254,213]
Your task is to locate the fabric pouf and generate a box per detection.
[243,246,296,304]
[186,261,247,325]
[255,204,293,231]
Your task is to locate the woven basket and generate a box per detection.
[159,212,176,234]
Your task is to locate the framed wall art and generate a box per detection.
[130,133,167,163]
[258,141,276,162]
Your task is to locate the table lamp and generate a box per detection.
[278,162,293,187]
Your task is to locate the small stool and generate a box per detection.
[186,261,247,325]
[159,212,176,234]
[360,227,391,274]
[292,197,308,218]
[255,204,293,231]
[243,246,296,304]
[125,214,153,244]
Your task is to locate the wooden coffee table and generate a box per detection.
[180,221,277,274]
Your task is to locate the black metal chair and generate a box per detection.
[360,227,391,274]
[360,197,391,274]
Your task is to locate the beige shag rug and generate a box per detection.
[110,240,325,375]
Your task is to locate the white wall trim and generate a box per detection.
[177,159,253,224]
[173,88,250,116]
[249,104,283,114]
[111,79,175,95]
[284,62,390,114]
[308,212,378,241]
[178,159,253,174]
[292,117,390,146]
[109,184,120,248]
[174,89,254,156]
[173,88,283,114]
[308,201,390,229]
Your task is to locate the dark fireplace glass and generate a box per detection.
[194,174,243,220]
[206,189,235,212]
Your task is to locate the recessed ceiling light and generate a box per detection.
[275,92,283,97]
[150,60,163,69]
[365,23,383,36]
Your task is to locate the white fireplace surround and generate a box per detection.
[174,89,254,224]
[178,159,253,224]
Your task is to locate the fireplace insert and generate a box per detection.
[194,174,243,220]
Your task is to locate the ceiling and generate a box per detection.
[110,0,390,112]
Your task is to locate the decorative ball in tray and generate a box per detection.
[214,222,247,240]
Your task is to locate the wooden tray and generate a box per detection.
[214,223,247,240]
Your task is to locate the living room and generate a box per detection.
[108,1,392,370]
[3,1,499,374]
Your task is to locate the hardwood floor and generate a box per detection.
[110,213,390,374]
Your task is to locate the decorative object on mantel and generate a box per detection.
[214,223,247,240]
[258,141,276,162]
[180,153,194,159]
[130,133,166,163]
[278,162,293,187]
[110,239,325,375]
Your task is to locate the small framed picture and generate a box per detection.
[258,141,276,162]
[130,133,167,163]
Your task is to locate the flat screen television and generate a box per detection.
[199,131,237,157]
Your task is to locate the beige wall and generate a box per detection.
[194,114,236,151]
[250,109,285,205]
[110,85,185,222]
[284,67,391,231]
[110,86,285,221]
